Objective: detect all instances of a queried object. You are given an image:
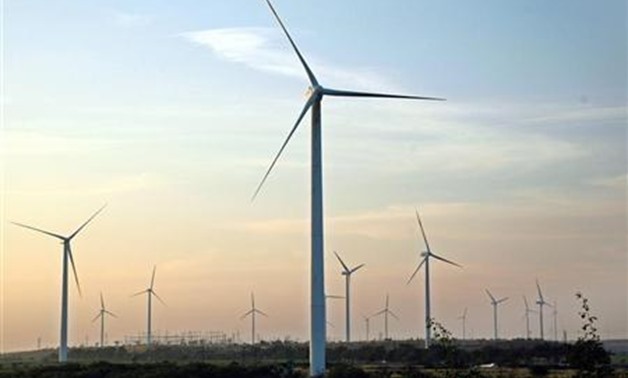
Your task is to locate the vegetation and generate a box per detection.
[566,292,612,377]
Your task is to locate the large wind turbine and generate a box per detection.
[371,294,399,340]
[485,289,508,340]
[535,279,551,340]
[333,251,364,343]
[92,292,117,347]
[132,266,166,346]
[241,292,268,344]
[12,205,106,362]
[523,296,537,339]
[252,1,443,375]
[458,308,468,340]
[407,209,461,349]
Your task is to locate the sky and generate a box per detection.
[1,0,626,352]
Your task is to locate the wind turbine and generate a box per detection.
[523,296,537,339]
[11,205,106,362]
[333,251,364,343]
[552,301,558,341]
[485,289,508,340]
[407,209,461,349]
[92,292,117,347]
[252,1,443,375]
[132,266,166,346]
[362,315,371,341]
[535,279,551,340]
[241,292,268,344]
[458,308,468,340]
[371,294,399,340]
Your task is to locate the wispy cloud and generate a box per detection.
[182,27,398,91]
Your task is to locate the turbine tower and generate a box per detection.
[552,301,558,341]
[12,205,106,362]
[333,251,364,343]
[371,294,399,340]
[132,266,166,346]
[535,279,551,340]
[407,209,461,349]
[485,289,508,340]
[252,2,443,375]
[92,292,117,347]
[458,308,468,340]
[241,292,268,344]
[523,296,537,339]
[362,315,371,341]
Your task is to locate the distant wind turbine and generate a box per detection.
[12,205,106,362]
[92,292,117,347]
[362,315,371,341]
[132,266,166,346]
[407,209,461,349]
[552,301,558,341]
[535,279,551,340]
[252,1,443,375]
[523,296,537,339]
[333,251,364,343]
[371,294,399,340]
[241,292,268,344]
[458,308,468,340]
[485,289,508,340]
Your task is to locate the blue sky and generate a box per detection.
[2,0,626,351]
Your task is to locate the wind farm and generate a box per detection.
[2,0,627,377]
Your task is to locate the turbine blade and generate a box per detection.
[388,310,400,321]
[327,321,335,328]
[251,95,315,201]
[100,292,105,310]
[322,88,445,101]
[264,0,318,86]
[256,309,269,317]
[485,289,496,303]
[333,251,350,273]
[350,263,365,274]
[105,310,118,318]
[240,309,254,319]
[406,256,427,285]
[131,289,148,297]
[92,313,102,323]
[498,297,509,304]
[430,252,462,268]
[67,244,82,297]
[371,309,386,317]
[415,209,432,253]
[69,204,106,240]
[10,222,65,240]
[152,290,167,306]
[536,279,544,302]
[326,295,344,300]
[523,295,529,309]
[251,292,255,309]
[386,294,389,309]
[150,266,156,290]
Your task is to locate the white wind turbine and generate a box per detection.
[11,205,106,362]
[132,266,166,346]
[333,251,364,343]
[252,1,443,375]
[92,292,117,347]
[458,308,468,340]
[485,289,508,340]
[371,294,399,340]
[241,292,268,344]
[407,209,462,349]
[523,296,537,339]
[535,279,551,340]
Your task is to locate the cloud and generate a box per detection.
[182,27,397,91]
